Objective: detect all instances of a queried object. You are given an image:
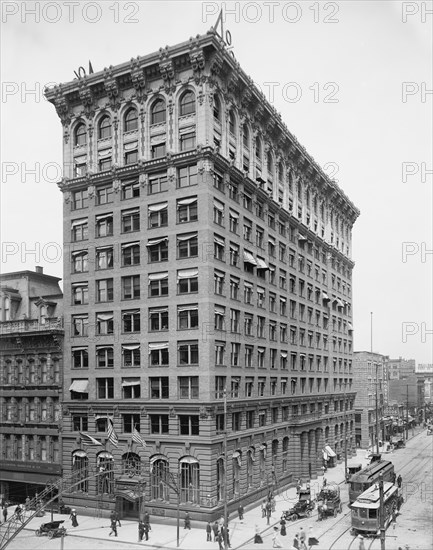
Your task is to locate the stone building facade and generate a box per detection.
[45,30,359,519]
[0,267,63,501]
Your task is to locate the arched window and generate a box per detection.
[216,457,225,501]
[282,437,289,472]
[98,116,112,140]
[255,136,262,162]
[97,451,114,494]
[124,108,138,132]
[232,451,241,495]
[213,96,221,121]
[271,440,278,466]
[151,99,166,125]
[278,163,284,184]
[267,151,273,173]
[72,450,88,492]
[259,445,266,485]
[243,126,250,149]
[150,456,169,501]
[122,452,141,476]
[246,449,254,487]
[229,110,236,135]
[74,124,87,146]
[179,91,196,117]
[179,456,199,504]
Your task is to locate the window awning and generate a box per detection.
[148,342,169,350]
[74,154,87,164]
[179,125,195,136]
[96,313,113,321]
[71,219,87,228]
[256,258,269,270]
[324,445,336,457]
[150,454,168,465]
[72,346,88,352]
[214,236,225,246]
[243,251,257,265]
[72,282,87,288]
[177,233,197,242]
[177,305,198,312]
[121,242,140,249]
[96,245,114,251]
[213,201,224,212]
[257,287,265,295]
[150,134,166,145]
[72,450,87,458]
[122,344,140,350]
[69,380,88,393]
[71,250,87,257]
[322,292,330,301]
[148,272,168,281]
[177,197,197,206]
[124,140,138,151]
[121,379,140,387]
[348,323,353,330]
[147,237,168,246]
[177,268,198,279]
[148,202,168,213]
[179,456,199,464]
[98,148,112,159]
[281,351,288,358]
[337,298,345,308]
[229,209,239,219]
[122,310,140,316]
[298,234,308,241]
[244,281,253,288]
[232,451,242,466]
[98,451,114,460]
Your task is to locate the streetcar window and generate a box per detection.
[369,509,377,518]
[359,509,368,519]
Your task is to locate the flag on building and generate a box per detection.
[80,432,103,446]
[107,418,118,448]
[132,426,146,448]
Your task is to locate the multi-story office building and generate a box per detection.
[353,352,387,449]
[0,267,63,501]
[387,357,416,380]
[416,364,433,403]
[45,31,359,519]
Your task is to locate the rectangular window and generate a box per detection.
[177,233,198,258]
[72,189,88,210]
[97,377,114,399]
[122,414,140,433]
[122,345,141,367]
[229,210,239,234]
[243,219,252,241]
[147,237,168,262]
[96,247,114,270]
[122,209,140,233]
[122,275,140,299]
[96,186,113,205]
[244,314,253,336]
[177,197,198,223]
[72,414,88,431]
[180,131,196,151]
[122,310,141,333]
[244,282,253,304]
[148,202,168,228]
[229,243,239,267]
[149,273,168,297]
[121,180,140,200]
[231,343,241,366]
[122,379,141,399]
[150,414,169,434]
[230,276,240,300]
[213,200,225,226]
[214,270,225,295]
[148,172,168,194]
[95,214,113,238]
[179,415,199,436]
[71,219,88,242]
[230,309,240,333]
[178,342,198,365]
[72,283,88,305]
[214,235,225,261]
[213,171,224,192]
[96,313,114,335]
[214,305,225,330]
[150,377,169,399]
[121,242,140,266]
[179,376,199,399]
[215,342,225,365]
[151,142,166,158]
[96,278,113,302]
[178,305,199,330]
[72,250,88,273]
[246,410,255,429]
[245,345,253,367]
[96,345,114,367]
[72,347,88,369]
[178,165,198,188]
[71,315,88,337]
[125,149,138,165]
[149,344,169,366]
[149,307,169,331]
[228,180,238,201]
[178,268,198,294]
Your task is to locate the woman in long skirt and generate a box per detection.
[280,516,287,536]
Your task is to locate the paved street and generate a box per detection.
[4,427,432,550]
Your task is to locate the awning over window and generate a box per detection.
[71,250,87,256]
[232,451,242,466]
[148,202,168,213]
[179,456,199,464]
[150,134,166,145]
[337,298,345,308]
[177,305,198,312]
[177,197,197,206]
[150,454,168,465]
[69,380,88,393]
[257,287,265,295]
[177,268,198,279]
[322,292,330,301]
[148,342,169,351]
[179,125,196,136]
[71,218,87,228]
[243,251,257,265]
[74,155,87,164]
[72,450,87,458]
[121,242,140,249]
[122,344,140,351]
[122,208,139,215]
[324,445,336,457]
[229,209,239,219]
[95,213,113,221]
[244,281,253,288]
[124,140,138,151]
[256,258,269,270]
[121,378,140,387]
[96,313,113,321]
[298,234,308,241]
[122,309,140,316]
[281,351,288,358]
[348,323,353,331]
[214,236,225,246]
[213,201,224,212]
[98,148,112,158]
[147,237,168,246]
[148,272,168,281]
[177,233,197,242]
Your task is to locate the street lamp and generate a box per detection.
[161,467,181,548]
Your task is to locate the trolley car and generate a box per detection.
[349,460,395,503]
[351,482,401,537]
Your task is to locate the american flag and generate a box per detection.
[107,418,118,448]
[80,432,103,446]
[132,426,146,448]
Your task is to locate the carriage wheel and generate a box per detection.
[291,514,298,521]
[48,531,54,539]
[35,530,41,537]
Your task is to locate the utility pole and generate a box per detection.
[406,384,409,441]
[344,381,348,481]
[223,387,228,550]
[375,362,380,455]
[378,473,385,549]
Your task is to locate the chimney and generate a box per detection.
[35,266,43,274]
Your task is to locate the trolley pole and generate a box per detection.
[379,473,385,549]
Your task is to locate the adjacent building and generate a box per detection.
[45,30,359,519]
[386,357,424,412]
[416,364,433,403]
[0,267,63,502]
[353,352,387,449]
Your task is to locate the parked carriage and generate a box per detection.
[317,486,342,520]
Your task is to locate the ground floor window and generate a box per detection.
[180,459,199,504]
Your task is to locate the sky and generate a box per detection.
[1,1,432,363]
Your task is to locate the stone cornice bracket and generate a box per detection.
[78,78,96,119]
[51,85,72,126]
[58,177,70,192]
[130,56,147,103]
[188,39,205,85]
[104,66,121,111]
[225,69,239,97]
[158,47,175,93]
[209,52,224,84]
[240,85,253,110]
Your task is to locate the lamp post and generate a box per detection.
[45,479,56,522]
[223,387,228,550]
[344,381,348,481]
[375,362,380,455]
[162,470,180,547]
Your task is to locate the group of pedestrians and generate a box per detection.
[204,516,231,548]
[137,512,151,541]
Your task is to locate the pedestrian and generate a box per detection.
[144,521,150,541]
[261,499,266,518]
[308,526,319,547]
[143,510,151,530]
[292,533,300,549]
[391,471,397,484]
[115,509,121,527]
[15,505,23,523]
[206,521,212,541]
[25,497,30,511]
[323,477,327,487]
[226,526,232,548]
[397,474,402,488]
[392,509,397,529]
[212,520,219,541]
[69,508,78,527]
[138,519,145,542]
[358,535,365,550]
[184,511,191,529]
[272,526,283,548]
[217,532,224,550]
[321,465,326,476]
[279,515,286,536]
[254,524,263,544]
[2,506,8,523]
[296,479,301,494]
[271,496,276,513]
[238,502,244,521]
[266,500,272,525]
[299,526,306,545]
[109,517,118,537]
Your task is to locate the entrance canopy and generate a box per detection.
[323,445,336,460]
[115,489,140,502]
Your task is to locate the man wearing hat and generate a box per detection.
[358,535,365,550]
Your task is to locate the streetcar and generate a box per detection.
[351,481,401,536]
[348,459,395,503]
